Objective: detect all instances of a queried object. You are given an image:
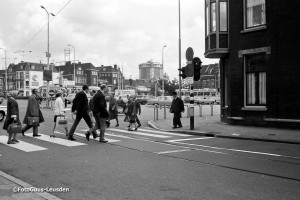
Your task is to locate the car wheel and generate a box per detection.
[0,111,5,121]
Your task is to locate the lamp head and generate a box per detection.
[41,5,45,9]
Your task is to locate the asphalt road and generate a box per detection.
[0,100,300,200]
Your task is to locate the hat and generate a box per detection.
[172,92,177,96]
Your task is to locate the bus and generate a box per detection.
[176,88,220,104]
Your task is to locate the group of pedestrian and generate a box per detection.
[3,89,44,144]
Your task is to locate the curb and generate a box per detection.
[148,120,300,145]
[0,171,62,200]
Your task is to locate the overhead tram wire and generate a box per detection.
[17,0,73,52]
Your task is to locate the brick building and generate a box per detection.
[205,0,300,127]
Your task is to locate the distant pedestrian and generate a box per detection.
[117,96,125,113]
[22,89,45,137]
[3,92,21,144]
[68,85,97,141]
[108,93,119,127]
[127,95,141,131]
[85,84,109,143]
[170,92,184,128]
[51,92,68,137]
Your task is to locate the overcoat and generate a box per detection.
[23,94,45,125]
[3,97,21,130]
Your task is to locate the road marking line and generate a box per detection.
[73,133,120,143]
[108,128,170,138]
[155,149,192,154]
[29,133,87,147]
[167,139,300,159]
[137,128,191,137]
[0,136,47,152]
[167,138,213,142]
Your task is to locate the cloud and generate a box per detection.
[0,0,218,80]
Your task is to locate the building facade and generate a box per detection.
[205,0,300,127]
[139,60,163,81]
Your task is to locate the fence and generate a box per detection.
[153,104,220,121]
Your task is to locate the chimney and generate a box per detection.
[114,64,117,70]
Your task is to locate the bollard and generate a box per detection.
[156,105,159,120]
[163,105,166,119]
[199,104,202,117]
[211,103,214,116]
[154,105,156,121]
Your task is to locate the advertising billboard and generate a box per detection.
[29,71,43,89]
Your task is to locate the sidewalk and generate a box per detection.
[148,115,300,144]
[0,171,61,200]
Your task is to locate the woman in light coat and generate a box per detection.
[3,92,21,144]
[52,92,68,137]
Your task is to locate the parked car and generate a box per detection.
[0,105,7,121]
[136,95,149,105]
[147,96,173,106]
[195,96,215,105]
[66,94,76,104]
[0,97,4,104]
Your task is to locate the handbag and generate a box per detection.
[7,123,22,134]
[56,116,68,128]
[27,117,39,126]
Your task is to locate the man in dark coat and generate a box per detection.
[68,85,97,141]
[22,89,45,137]
[170,92,185,128]
[86,84,109,143]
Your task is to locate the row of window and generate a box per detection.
[206,0,266,35]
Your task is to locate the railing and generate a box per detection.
[153,104,220,121]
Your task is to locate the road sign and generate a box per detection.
[185,77,194,84]
[185,64,194,77]
[49,90,55,97]
[186,47,194,61]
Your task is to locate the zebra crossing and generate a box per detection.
[0,127,196,153]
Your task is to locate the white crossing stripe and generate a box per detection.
[0,136,47,152]
[30,134,87,147]
[73,132,120,143]
[137,128,191,137]
[155,149,192,154]
[108,128,171,138]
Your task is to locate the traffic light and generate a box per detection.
[178,67,187,79]
[193,57,202,81]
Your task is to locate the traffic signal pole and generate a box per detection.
[190,84,194,130]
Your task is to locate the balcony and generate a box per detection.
[204,0,229,59]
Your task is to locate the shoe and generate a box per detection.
[128,128,133,131]
[135,127,138,131]
[115,124,119,127]
[50,135,56,138]
[12,139,19,143]
[137,125,141,128]
[33,134,41,137]
[85,131,90,141]
[7,141,16,144]
[68,136,76,141]
[172,126,178,129]
[99,139,108,143]
[92,134,99,139]
[178,126,182,128]
[21,130,25,137]
[127,125,130,128]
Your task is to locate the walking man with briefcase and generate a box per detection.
[3,92,22,144]
[22,89,45,137]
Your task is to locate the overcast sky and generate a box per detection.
[0,0,218,80]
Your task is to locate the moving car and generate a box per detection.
[195,96,215,105]
[0,105,7,121]
[147,96,173,106]
[66,94,76,104]
[136,95,149,105]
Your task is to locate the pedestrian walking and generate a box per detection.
[68,85,97,141]
[22,89,45,137]
[51,92,68,137]
[127,95,141,131]
[170,91,184,128]
[108,93,119,127]
[116,96,125,114]
[85,84,109,143]
[3,92,21,144]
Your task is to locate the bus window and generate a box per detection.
[204,92,210,96]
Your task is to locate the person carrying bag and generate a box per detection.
[3,92,22,144]
[51,92,68,137]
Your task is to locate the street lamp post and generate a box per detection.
[41,5,55,107]
[178,0,182,98]
[68,44,76,85]
[162,45,166,96]
[0,48,7,98]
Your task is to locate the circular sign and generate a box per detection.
[49,90,55,96]
[32,75,38,81]
[185,47,194,61]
